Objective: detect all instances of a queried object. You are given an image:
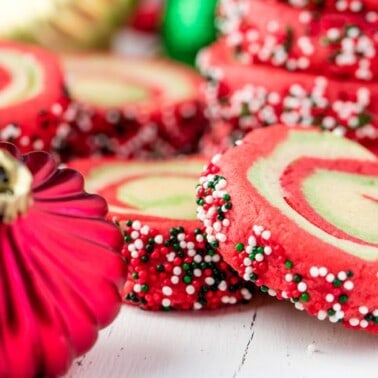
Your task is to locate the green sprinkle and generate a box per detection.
[173,243,180,250]
[182,263,190,271]
[300,292,310,302]
[284,260,293,269]
[240,102,250,117]
[328,309,336,316]
[332,279,342,287]
[126,292,137,301]
[183,275,192,284]
[146,244,154,253]
[126,220,133,227]
[250,273,257,281]
[124,235,132,243]
[132,272,139,280]
[224,202,232,210]
[346,270,354,278]
[255,246,264,254]
[260,285,269,293]
[223,194,231,201]
[293,274,302,283]
[156,264,165,272]
[141,285,149,292]
[235,243,244,252]
[196,198,204,206]
[338,294,348,304]
[141,255,149,263]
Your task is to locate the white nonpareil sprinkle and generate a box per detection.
[131,251,139,259]
[132,220,141,230]
[326,294,334,303]
[343,280,354,291]
[297,282,307,292]
[186,285,196,295]
[264,246,272,255]
[218,281,227,291]
[162,286,173,296]
[360,319,369,328]
[171,276,179,285]
[162,298,171,307]
[173,267,182,276]
[193,302,202,310]
[326,273,335,283]
[154,235,163,244]
[134,239,144,250]
[285,273,293,282]
[317,311,327,321]
[261,230,271,240]
[349,318,360,326]
[359,306,369,315]
[309,266,319,277]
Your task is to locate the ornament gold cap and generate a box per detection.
[0,149,33,224]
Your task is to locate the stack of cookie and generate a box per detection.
[198,0,378,154]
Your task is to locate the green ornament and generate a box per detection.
[162,0,218,65]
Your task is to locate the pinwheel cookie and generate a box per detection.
[218,0,378,80]
[70,156,254,311]
[0,41,69,154]
[60,54,206,159]
[198,41,378,151]
[197,125,378,333]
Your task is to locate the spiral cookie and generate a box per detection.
[218,0,378,81]
[198,41,378,151]
[0,41,69,154]
[69,156,254,311]
[278,0,378,12]
[60,54,206,159]
[197,125,378,333]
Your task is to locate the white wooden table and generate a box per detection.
[65,292,378,378]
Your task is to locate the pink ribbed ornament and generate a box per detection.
[0,142,125,377]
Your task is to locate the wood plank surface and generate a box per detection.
[65,293,378,378]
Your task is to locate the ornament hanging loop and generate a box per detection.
[0,149,33,224]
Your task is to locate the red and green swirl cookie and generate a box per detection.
[0,41,69,154]
[198,41,378,153]
[220,0,378,13]
[218,0,378,80]
[69,156,254,311]
[278,0,378,12]
[60,54,206,159]
[197,125,378,334]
